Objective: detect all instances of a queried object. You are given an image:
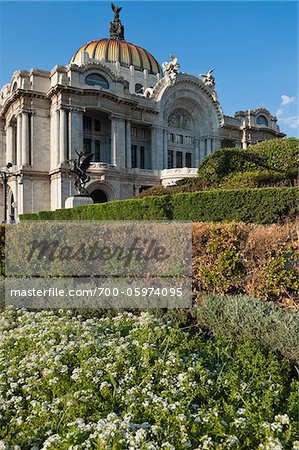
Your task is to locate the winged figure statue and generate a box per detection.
[110,3,125,39]
[200,68,216,87]
[68,149,93,195]
[111,3,122,20]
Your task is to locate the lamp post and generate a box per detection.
[0,163,23,223]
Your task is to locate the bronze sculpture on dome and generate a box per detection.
[110,3,125,40]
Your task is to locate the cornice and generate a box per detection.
[47,84,159,114]
[1,89,48,118]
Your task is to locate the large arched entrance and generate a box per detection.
[90,189,108,203]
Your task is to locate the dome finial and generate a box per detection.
[110,3,125,40]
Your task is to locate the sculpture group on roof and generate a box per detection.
[200,68,216,87]
[162,54,180,85]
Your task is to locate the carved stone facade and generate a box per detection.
[0,6,285,221]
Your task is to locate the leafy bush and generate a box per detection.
[220,170,293,189]
[170,188,299,224]
[137,179,207,199]
[196,295,299,363]
[248,137,299,174]
[21,187,299,224]
[197,138,299,189]
[137,185,172,198]
[0,308,298,449]
[197,148,263,186]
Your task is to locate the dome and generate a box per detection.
[71,38,162,76]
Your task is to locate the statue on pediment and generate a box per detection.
[200,68,216,87]
[162,54,180,85]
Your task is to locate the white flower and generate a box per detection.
[274,414,289,425]
[258,436,283,450]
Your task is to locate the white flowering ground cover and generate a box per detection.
[0,308,298,450]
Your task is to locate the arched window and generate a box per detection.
[135,83,143,94]
[85,73,109,89]
[256,115,268,126]
[11,82,18,93]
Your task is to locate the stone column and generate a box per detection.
[16,115,22,166]
[6,124,13,165]
[59,109,68,163]
[242,128,248,149]
[151,127,156,169]
[209,138,213,154]
[110,116,126,167]
[194,138,200,167]
[199,138,205,162]
[163,130,168,169]
[173,150,177,169]
[21,112,29,166]
[126,120,132,169]
[68,109,84,160]
[155,127,164,170]
[213,138,221,152]
[50,109,60,170]
[111,119,117,166]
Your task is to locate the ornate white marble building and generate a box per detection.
[0,4,284,221]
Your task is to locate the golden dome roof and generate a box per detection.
[71,38,162,75]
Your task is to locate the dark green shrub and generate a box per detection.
[197,147,263,185]
[20,187,299,225]
[170,188,299,223]
[137,185,170,198]
[197,138,299,189]
[249,137,299,173]
[220,170,294,189]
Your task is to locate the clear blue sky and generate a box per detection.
[0,1,298,136]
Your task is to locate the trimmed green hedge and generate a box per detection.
[20,187,299,224]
